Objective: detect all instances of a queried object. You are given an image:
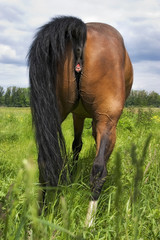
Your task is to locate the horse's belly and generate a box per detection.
[72,99,91,118]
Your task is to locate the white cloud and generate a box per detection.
[0,63,28,88]
[133,61,160,93]
[0,44,17,60]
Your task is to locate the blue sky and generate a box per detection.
[0,0,160,93]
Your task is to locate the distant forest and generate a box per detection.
[0,86,30,107]
[125,90,160,107]
[0,86,160,108]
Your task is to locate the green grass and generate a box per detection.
[0,107,160,239]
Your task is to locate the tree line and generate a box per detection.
[0,86,30,107]
[0,86,160,108]
[125,90,160,107]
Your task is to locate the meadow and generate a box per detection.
[0,107,160,239]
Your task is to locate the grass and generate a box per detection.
[0,107,160,239]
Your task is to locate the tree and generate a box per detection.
[0,86,4,106]
[11,86,18,106]
[22,88,30,106]
[148,91,160,107]
[126,90,160,107]
[4,87,12,106]
[3,87,30,107]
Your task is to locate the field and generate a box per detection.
[0,107,160,239]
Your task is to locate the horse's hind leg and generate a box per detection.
[85,118,116,226]
[91,120,116,198]
[71,113,85,176]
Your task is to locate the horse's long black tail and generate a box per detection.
[27,16,87,186]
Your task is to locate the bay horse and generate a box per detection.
[28,16,133,227]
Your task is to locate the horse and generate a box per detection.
[28,16,133,227]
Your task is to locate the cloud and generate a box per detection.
[133,60,160,93]
[0,44,19,63]
[0,4,24,22]
[0,63,28,88]
[0,0,160,93]
[122,17,160,63]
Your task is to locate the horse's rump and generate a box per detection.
[69,22,133,120]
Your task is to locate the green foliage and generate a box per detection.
[4,87,12,106]
[1,86,160,108]
[0,87,4,105]
[0,108,160,239]
[126,90,160,107]
[0,86,30,107]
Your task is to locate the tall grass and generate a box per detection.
[0,107,160,239]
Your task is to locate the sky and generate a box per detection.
[0,0,160,93]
